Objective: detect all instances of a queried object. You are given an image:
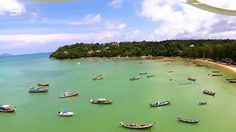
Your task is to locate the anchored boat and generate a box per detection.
[90,98,112,104]
[58,109,74,117]
[188,77,196,82]
[28,87,48,93]
[38,83,49,86]
[178,117,199,124]
[92,74,104,80]
[199,101,207,105]
[59,91,79,98]
[139,72,148,75]
[120,122,155,129]
[203,90,215,96]
[130,76,140,81]
[147,74,155,78]
[149,100,171,107]
[0,105,16,113]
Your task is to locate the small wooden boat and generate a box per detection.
[178,117,199,124]
[149,100,171,107]
[0,105,16,113]
[212,70,221,73]
[147,74,155,78]
[59,91,79,98]
[92,75,104,80]
[28,87,48,93]
[198,101,207,105]
[130,76,140,81]
[226,78,236,81]
[139,72,148,75]
[203,90,215,96]
[58,109,74,117]
[229,80,236,83]
[188,77,196,82]
[38,83,49,86]
[212,74,223,76]
[120,122,155,129]
[90,98,112,104]
[168,70,174,73]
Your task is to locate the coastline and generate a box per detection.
[195,59,236,73]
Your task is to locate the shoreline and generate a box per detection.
[195,59,236,73]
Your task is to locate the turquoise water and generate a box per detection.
[0,53,236,132]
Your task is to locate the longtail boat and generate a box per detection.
[178,117,199,124]
[59,91,79,98]
[188,77,196,81]
[203,90,215,96]
[130,76,140,81]
[147,74,155,78]
[92,74,104,80]
[149,100,171,107]
[90,98,112,104]
[38,83,49,86]
[121,122,155,129]
[198,101,207,105]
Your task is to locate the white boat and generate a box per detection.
[58,109,74,117]
[58,111,74,117]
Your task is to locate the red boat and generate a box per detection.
[0,105,16,113]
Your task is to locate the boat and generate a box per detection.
[203,90,215,96]
[198,101,207,105]
[139,72,148,75]
[149,100,171,107]
[229,80,236,83]
[130,76,140,81]
[212,74,223,76]
[147,74,155,78]
[28,87,48,93]
[212,70,221,73]
[90,98,112,104]
[0,105,16,113]
[38,83,49,86]
[92,74,104,80]
[188,77,196,82]
[226,78,236,81]
[59,91,79,98]
[178,117,199,124]
[168,70,174,73]
[58,109,74,117]
[120,122,155,129]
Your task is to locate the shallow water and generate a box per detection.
[0,54,236,132]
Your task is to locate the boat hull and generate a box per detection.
[178,117,199,124]
[29,90,48,93]
[58,112,74,117]
[59,93,79,98]
[121,122,155,129]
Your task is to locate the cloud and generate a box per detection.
[105,21,126,30]
[69,14,101,25]
[109,0,123,8]
[0,0,26,15]
[139,0,236,40]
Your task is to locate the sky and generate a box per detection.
[0,0,236,55]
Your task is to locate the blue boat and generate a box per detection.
[28,87,48,93]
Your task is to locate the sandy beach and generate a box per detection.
[195,59,236,73]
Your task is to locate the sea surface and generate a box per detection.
[0,53,236,132]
